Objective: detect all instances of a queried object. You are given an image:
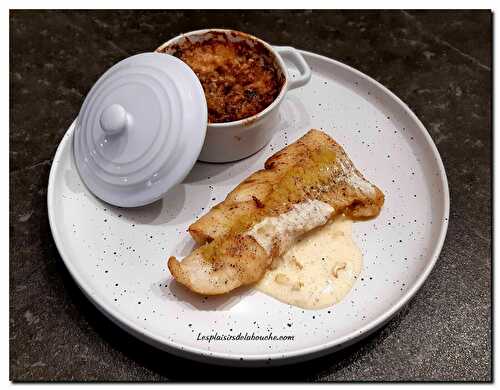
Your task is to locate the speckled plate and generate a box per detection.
[47,50,449,366]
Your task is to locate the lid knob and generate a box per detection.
[100,104,130,135]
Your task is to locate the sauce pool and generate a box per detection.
[255,216,362,310]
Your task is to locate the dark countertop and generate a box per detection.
[10,10,491,381]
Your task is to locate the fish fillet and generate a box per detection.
[168,129,384,295]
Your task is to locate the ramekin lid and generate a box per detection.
[73,52,207,207]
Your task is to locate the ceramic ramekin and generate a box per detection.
[156,29,311,163]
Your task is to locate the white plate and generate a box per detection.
[48,50,449,366]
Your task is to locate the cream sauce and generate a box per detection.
[255,216,362,309]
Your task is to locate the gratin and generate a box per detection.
[160,33,284,123]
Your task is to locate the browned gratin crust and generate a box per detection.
[158,32,284,123]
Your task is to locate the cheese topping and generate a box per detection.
[162,32,284,123]
[256,215,362,309]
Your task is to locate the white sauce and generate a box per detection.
[247,199,334,254]
[255,216,362,309]
[339,159,375,195]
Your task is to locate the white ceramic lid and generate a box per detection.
[74,52,207,207]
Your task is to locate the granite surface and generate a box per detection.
[10,10,492,381]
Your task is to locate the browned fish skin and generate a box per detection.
[169,129,385,295]
[168,234,270,295]
[189,129,384,245]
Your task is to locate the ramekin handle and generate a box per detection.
[274,46,312,90]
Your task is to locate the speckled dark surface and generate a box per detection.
[10,10,491,381]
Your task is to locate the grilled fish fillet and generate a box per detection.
[168,129,384,295]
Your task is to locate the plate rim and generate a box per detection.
[47,49,450,365]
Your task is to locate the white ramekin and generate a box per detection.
[156,29,311,163]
